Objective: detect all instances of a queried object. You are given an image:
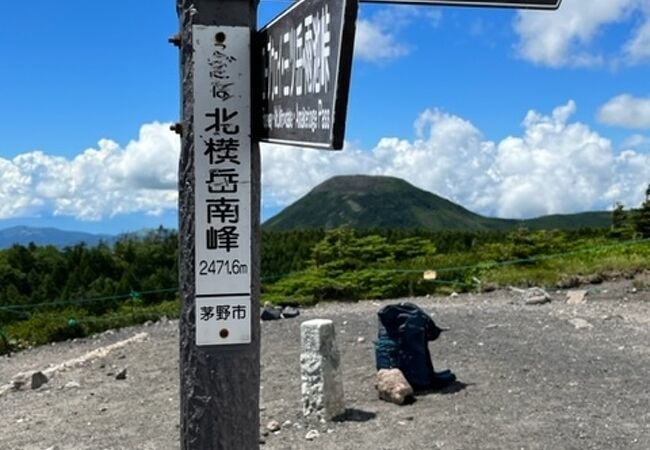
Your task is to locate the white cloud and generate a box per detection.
[0,158,34,219]
[353,6,443,63]
[625,17,650,62]
[490,101,621,217]
[354,19,410,63]
[514,0,650,67]
[598,94,650,129]
[3,105,649,223]
[0,122,180,221]
[622,133,650,151]
[262,101,650,218]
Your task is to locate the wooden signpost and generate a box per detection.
[176,0,260,449]
[173,0,561,448]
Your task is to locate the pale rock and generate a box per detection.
[569,318,593,330]
[266,420,280,432]
[305,429,320,440]
[566,290,588,305]
[376,368,413,405]
[523,287,551,305]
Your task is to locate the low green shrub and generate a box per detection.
[1,299,180,355]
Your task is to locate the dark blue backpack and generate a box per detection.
[375,303,455,391]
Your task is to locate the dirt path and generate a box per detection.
[1,280,649,450]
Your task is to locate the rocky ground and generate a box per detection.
[1,276,649,450]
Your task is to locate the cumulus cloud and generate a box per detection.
[3,105,649,223]
[0,122,180,221]
[353,6,441,63]
[262,101,650,218]
[354,19,410,63]
[598,94,650,129]
[514,0,650,67]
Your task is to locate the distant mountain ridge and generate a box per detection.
[263,175,611,231]
[0,226,116,249]
[1,176,613,248]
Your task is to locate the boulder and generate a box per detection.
[281,306,300,319]
[261,305,282,321]
[12,371,48,390]
[566,290,588,305]
[376,368,413,405]
[266,420,280,432]
[519,287,551,305]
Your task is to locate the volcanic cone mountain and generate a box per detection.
[262,175,610,231]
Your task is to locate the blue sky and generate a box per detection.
[1,0,649,234]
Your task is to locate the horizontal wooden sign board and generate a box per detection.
[258,0,359,150]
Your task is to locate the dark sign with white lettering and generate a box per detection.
[362,0,560,9]
[258,0,358,150]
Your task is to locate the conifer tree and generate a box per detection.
[633,184,650,238]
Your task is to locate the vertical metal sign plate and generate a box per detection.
[258,0,358,150]
[193,25,252,346]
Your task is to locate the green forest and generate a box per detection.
[1,199,649,355]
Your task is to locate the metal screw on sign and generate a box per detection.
[168,34,182,47]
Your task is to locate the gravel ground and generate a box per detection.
[1,278,649,450]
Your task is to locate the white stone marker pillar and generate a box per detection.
[300,319,345,421]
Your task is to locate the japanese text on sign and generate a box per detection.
[196,296,251,345]
[262,4,331,102]
[258,0,358,149]
[261,4,332,135]
[193,25,252,345]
